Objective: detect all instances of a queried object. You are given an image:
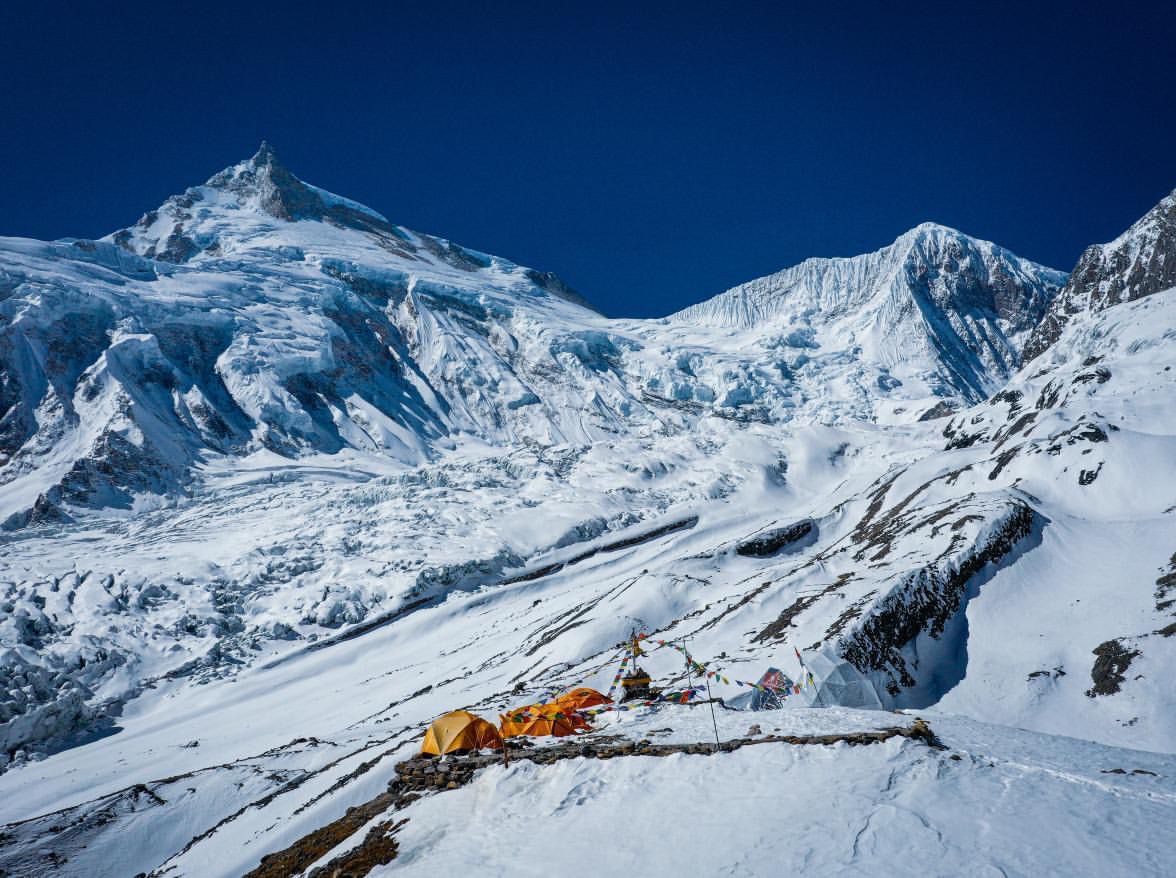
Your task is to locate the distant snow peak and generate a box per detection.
[671,222,1066,401]
[205,141,394,231]
[108,142,406,263]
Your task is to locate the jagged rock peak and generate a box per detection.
[252,139,279,165]
[203,141,389,227]
[109,142,403,261]
[1023,186,1176,361]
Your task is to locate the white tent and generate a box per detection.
[803,649,884,709]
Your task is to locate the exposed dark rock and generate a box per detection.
[755,594,820,642]
[306,819,403,878]
[1073,368,1112,385]
[243,785,402,878]
[155,227,199,263]
[989,389,1024,414]
[1155,552,1176,614]
[994,412,1037,447]
[1085,639,1141,697]
[1035,379,1064,410]
[840,502,1036,698]
[942,417,988,450]
[987,446,1020,480]
[524,268,597,313]
[1027,666,1066,681]
[735,519,816,557]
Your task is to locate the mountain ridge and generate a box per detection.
[0,146,1075,529]
[1023,187,1176,360]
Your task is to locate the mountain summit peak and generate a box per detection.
[252,139,279,165]
[908,220,959,235]
[240,140,294,183]
[108,144,403,260]
[204,141,319,221]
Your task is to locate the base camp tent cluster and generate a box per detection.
[417,640,883,755]
[421,688,613,755]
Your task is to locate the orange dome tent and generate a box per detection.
[499,703,587,739]
[421,710,504,755]
[555,687,613,712]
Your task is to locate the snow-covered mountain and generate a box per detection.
[672,222,1066,401]
[0,144,629,529]
[1,148,1174,878]
[0,146,1068,530]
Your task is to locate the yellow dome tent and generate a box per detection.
[554,687,612,712]
[499,703,587,738]
[420,710,504,755]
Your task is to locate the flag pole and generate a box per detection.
[687,634,721,750]
[704,671,721,750]
[796,645,822,707]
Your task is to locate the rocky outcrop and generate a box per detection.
[1085,639,1141,697]
[735,518,816,557]
[839,501,1036,698]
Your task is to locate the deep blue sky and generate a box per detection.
[2,3,1174,317]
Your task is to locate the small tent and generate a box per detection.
[802,649,884,709]
[554,687,612,712]
[500,703,587,738]
[725,667,794,711]
[421,710,504,755]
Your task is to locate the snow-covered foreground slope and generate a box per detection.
[389,712,1175,878]
[1,148,1174,876]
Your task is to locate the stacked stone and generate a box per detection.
[390,720,941,796]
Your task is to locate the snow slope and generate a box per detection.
[0,288,1170,875]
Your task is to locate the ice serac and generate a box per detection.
[673,223,1066,401]
[1023,187,1176,360]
